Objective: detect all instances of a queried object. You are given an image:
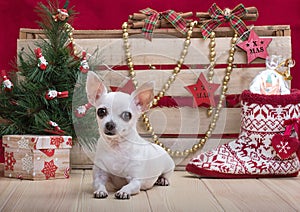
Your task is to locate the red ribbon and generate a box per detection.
[283,118,300,136]
[45,90,69,100]
[140,8,188,41]
[201,3,248,39]
[272,118,300,160]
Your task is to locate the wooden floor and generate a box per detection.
[1,167,300,212]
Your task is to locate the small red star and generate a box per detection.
[185,73,220,107]
[110,79,135,94]
[237,30,272,64]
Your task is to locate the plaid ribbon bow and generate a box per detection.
[201,3,248,39]
[140,8,188,41]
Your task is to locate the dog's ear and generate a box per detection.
[131,81,154,112]
[86,71,107,106]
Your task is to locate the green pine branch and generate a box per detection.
[0,0,102,152]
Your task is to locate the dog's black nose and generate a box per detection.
[104,121,116,135]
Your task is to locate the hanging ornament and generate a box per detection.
[110,79,136,94]
[75,103,92,118]
[64,23,78,58]
[185,73,220,107]
[35,48,48,70]
[79,51,89,73]
[0,70,13,92]
[271,118,300,159]
[53,8,69,22]
[237,30,272,63]
[45,90,69,100]
[47,121,65,135]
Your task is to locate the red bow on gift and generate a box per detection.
[45,90,69,100]
[272,118,300,160]
[140,7,188,41]
[201,3,248,39]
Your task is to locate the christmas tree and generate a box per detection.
[0,0,99,148]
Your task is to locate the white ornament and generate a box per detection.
[249,55,291,95]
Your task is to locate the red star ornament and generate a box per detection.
[185,73,220,107]
[237,30,272,64]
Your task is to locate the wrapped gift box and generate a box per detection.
[2,135,72,180]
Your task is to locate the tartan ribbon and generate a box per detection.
[201,3,248,39]
[140,7,188,41]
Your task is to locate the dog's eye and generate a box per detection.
[121,111,132,122]
[97,108,107,119]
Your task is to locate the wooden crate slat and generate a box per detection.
[17,36,291,66]
[96,67,284,96]
[137,107,241,135]
[19,25,291,39]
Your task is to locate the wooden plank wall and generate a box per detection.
[17,26,292,169]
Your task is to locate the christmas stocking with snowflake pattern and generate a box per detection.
[186,90,300,178]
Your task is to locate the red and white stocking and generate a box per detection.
[186,90,300,178]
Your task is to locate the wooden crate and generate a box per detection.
[2,135,72,180]
[17,25,292,170]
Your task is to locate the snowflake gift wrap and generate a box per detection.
[2,135,72,180]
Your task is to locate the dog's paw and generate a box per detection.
[94,190,108,199]
[115,191,130,200]
[155,177,170,186]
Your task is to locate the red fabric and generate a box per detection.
[241,89,300,106]
[0,1,300,88]
[0,139,4,163]
[186,163,299,178]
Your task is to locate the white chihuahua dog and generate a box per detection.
[86,72,175,199]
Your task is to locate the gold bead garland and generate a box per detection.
[122,21,238,157]
[207,32,217,117]
[122,21,197,106]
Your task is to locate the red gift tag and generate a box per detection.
[271,134,299,159]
